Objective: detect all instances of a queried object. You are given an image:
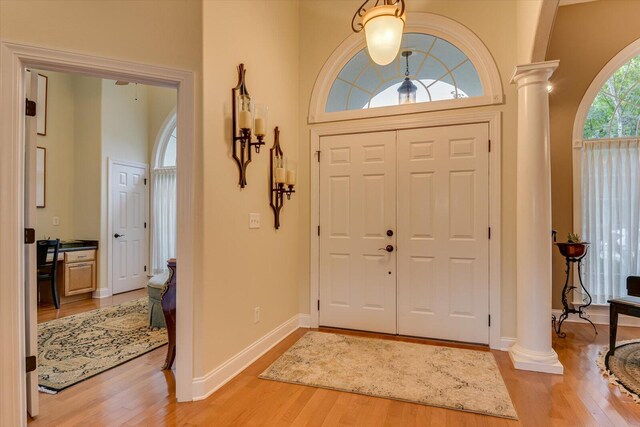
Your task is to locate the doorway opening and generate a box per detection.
[0,42,195,424]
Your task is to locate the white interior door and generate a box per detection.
[24,69,39,417]
[111,161,149,295]
[319,131,397,334]
[397,124,490,344]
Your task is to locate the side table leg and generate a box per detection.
[609,304,618,356]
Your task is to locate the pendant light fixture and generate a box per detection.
[397,50,417,104]
[352,0,406,66]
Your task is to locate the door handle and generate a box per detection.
[378,245,394,253]
[114,233,125,238]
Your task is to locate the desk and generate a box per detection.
[40,240,99,306]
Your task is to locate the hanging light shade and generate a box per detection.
[397,50,417,104]
[352,1,406,66]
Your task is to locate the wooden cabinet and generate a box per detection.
[64,261,97,295]
[62,249,97,298]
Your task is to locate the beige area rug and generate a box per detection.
[598,339,640,403]
[38,298,167,393]
[260,331,517,419]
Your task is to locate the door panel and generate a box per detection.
[397,123,490,344]
[112,163,148,294]
[24,69,39,418]
[319,131,397,334]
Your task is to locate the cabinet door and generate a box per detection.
[65,261,96,295]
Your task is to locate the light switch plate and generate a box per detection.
[249,213,260,229]
[52,216,60,226]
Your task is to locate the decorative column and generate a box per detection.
[509,60,564,375]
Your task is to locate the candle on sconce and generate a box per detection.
[286,170,296,186]
[239,110,252,130]
[255,118,266,136]
[254,104,268,136]
[274,156,286,184]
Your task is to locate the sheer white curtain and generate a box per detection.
[582,138,640,303]
[152,167,176,274]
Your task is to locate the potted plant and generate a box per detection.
[555,232,589,258]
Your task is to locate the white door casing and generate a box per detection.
[397,124,490,344]
[111,160,149,295]
[24,69,39,418]
[1,44,196,426]
[319,131,397,334]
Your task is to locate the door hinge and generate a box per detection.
[144,178,147,185]
[317,300,320,310]
[317,225,320,236]
[144,265,147,272]
[488,314,491,327]
[488,139,491,152]
[488,227,491,239]
[25,98,36,117]
[316,150,321,163]
[26,355,36,373]
[144,222,147,229]
[24,228,35,244]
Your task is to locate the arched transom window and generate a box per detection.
[156,125,177,168]
[584,56,640,139]
[326,33,483,112]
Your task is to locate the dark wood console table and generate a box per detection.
[608,276,640,356]
[161,258,176,370]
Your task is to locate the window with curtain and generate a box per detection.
[152,122,177,274]
[582,56,640,303]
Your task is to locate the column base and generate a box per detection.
[508,343,564,375]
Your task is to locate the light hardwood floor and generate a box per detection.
[37,288,148,323]
[30,303,640,426]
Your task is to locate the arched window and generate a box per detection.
[584,56,640,139]
[326,33,483,112]
[151,111,177,274]
[575,45,640,304]
[309,13,503,123]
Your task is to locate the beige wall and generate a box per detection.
[547,1,640,307]
[35,70,76,240]
[298,0,520,339]
[199,0,300,376]
[73,76,102,241]
[147,86,177,162]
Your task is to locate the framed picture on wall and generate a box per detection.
[36,74,48,136]
[26,70,48,136]
[36,147,46,208]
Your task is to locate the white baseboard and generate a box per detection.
[92,288,112,299]
[191,314,309,401]
[298,314,310,328]
[500,336,516,351]
[552,307,640,327]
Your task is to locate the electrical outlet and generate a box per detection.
[254,306,261,323]
[249,213,260,229]
[52,216,60,226]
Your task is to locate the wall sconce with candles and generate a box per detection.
[269,127,296,229]
[232,63,268,188]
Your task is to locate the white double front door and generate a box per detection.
[319,123,490,344]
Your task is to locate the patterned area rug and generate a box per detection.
[38,298,167,393]
[598,339,640,402]
[260,332,517,419]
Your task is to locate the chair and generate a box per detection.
[37,239,61,309]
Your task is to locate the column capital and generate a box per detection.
[510,60,560,86]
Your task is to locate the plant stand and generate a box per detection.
[552,247,597,338]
